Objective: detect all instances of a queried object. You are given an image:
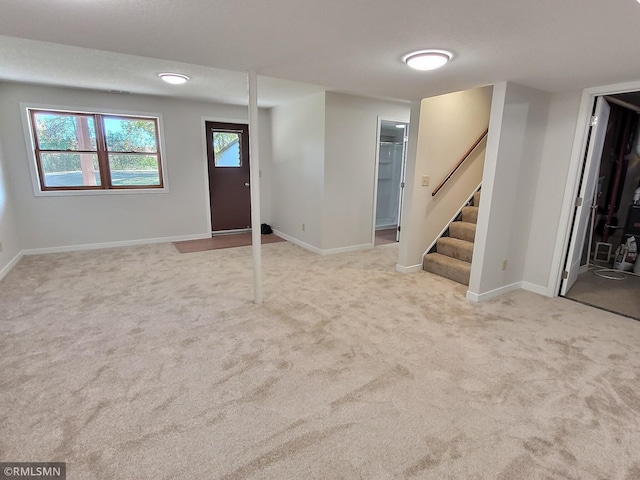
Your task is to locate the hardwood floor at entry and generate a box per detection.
[174,232,285,253]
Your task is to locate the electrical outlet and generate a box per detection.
[302,223,305,231]
[502,259,508,271]
[422,175,430,186]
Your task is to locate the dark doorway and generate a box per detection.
[205,121,251,232]
[560,92,640,321]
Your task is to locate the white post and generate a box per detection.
[248,70,263,305]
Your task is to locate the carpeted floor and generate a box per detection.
[1,243,640,479]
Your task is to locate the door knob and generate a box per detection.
[244,182,250,187]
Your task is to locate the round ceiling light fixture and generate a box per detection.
[403,50,453,71]
[158,73,190,85]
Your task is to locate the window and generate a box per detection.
[212,130,242,167]
[28,109,164,191]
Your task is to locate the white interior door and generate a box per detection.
[560,97,610,295]
[372,119,409,244]
[396,126,409,241]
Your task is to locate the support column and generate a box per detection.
[247,70,263,305]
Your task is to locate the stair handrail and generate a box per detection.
[432,128,488,197]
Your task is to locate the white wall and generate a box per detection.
[523,90,582,293]
[270,92,326,250]
[397,86,492,270]
[270,91,409,253]
[0,91,23,278]
[0,82,272,252]
[256,108,273,227]
[396,100,422,271]
[323,92,409,251]
[468,82,551,300]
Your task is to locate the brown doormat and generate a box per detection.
[173,232,285,253]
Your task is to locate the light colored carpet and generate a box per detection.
[1,242,640,479]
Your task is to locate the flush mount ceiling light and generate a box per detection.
[403,50,452,71]
[158,73,190,85]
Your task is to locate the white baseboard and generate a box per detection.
[466,281,521,302]
[467,280,553,302]
[272,230,373,256]
[321,243,373,255]
[396,263,423,273]
[21,233,210,256]
[521,281,552,297]
[272,230,323,254]
[0,251,24,281]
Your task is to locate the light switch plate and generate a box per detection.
[422,175,430,186]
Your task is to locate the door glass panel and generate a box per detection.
[213,131,241,167]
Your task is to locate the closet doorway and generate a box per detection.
[560,92,640,320]
[373,119,408,246]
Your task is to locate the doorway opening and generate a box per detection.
[374,119,408,246]
[205,121,251,234]
[560,93,640,320]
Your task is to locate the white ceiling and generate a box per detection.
[0,36,327,107]
[1,0,640,107]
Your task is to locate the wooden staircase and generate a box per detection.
[423,191,480,285]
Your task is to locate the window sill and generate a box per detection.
[33,187,169,197]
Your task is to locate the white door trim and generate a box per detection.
[549,79,640,297]
[201,115,248,235]
[371,116,384,246]
[371,116,409,246]
[559,97,610,295]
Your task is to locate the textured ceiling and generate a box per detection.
[0,36,327,107]
[1,0,640,106]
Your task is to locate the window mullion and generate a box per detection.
[30,109,47,191]
[153,119,164,188]
[95,114,111,189]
